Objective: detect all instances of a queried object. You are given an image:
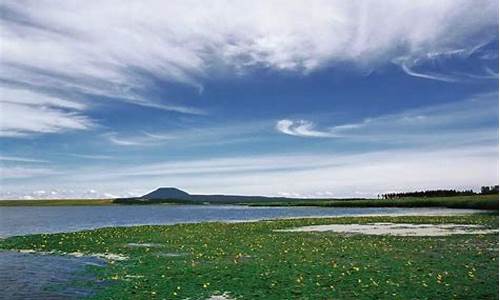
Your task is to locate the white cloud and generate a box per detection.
[1,92,496,198]
[0,1,497,137]
[107,136,149,146]
[276,119,339,138]
[0,100,94,137]
[0,86,95,136]
[118,145,499,197]
[395,44,499,82]
[277,93,499,141]
[0,166,59,179]
[0,155,48,163]
[0,188,118,200]
[105,132,173,146]
[69,154,115,160]
[0,87,85,110]
[104,121,269,147]
[4,1,496,76]
[3,144,496,199]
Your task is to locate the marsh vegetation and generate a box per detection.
[1,214,497,299]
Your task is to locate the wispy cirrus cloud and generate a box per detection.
[395,43,499,82]
[107,135,153,147]
[3,1,495,77]
[1,1,497,137]
[0,102,95,137]
[0,166,59,179]
[0,86,95,137]
[104,121,270,147]
[276,119,339,138]
[277,93,499,142]
[5,95,497,198]
[68,154,115,160]
[105,131,176,146]
[0,155,48,163]
[4,144,497,198]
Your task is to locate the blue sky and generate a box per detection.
[0,1,498,199]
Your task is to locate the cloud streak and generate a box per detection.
[69,154,115,160]
[0,155,48,163]
[277,93,499,142]
[0,86,96,136]
[3,144,497,199]
[0,166,59,179]
[395,43,499,82]
[1,1,497,136]
[276,119,339,138]
[105,131,176,146]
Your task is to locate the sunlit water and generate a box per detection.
[0,205,482,299]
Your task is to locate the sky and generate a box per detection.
[0,0,498,199]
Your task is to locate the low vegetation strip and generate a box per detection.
[1,194,497,209]
[246,194,499,210]
[0,214,497,299]
[0,199,114,206]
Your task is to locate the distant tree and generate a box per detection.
[481,185,499,195]
[382,189,476,199]
[481,186,491,194]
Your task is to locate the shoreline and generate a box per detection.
[1,213,497,299]
[0,207,491,238]
[0,194,498,210]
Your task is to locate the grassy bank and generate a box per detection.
[0,199,114,206]
[245,194,499,210]
[1,194,497,209]
[0,214,497,299]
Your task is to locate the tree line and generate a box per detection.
[481,185,500,195]
[381,185,498,199]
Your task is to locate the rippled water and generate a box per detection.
[0,251,106,299]
[0,204,480,237]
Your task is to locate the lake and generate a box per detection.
[0,251,106,299]
[0,204,482,237]
[0,205,485,299]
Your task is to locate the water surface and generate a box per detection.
[0,205,483,299]
[0,205,480,237]
[0,251,105,299]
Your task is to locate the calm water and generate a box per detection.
[0,204,480,237]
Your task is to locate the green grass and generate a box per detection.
[1,194,497,209]
[246,194,499,210]
[0,199,115,206]
[1,214,497,299]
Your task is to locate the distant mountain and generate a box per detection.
[122,187,291,204]
[113,187,362,205]
[141,187,192,200]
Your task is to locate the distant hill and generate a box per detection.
[113,187,367,205]
[141,187,192,200]
[140,187,290,203]
[115,187,294,204]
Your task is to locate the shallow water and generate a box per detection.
[0,251,106,299]
[0,205,484,299]
[0,204,481,237]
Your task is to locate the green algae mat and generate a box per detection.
[1,214,498,299]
